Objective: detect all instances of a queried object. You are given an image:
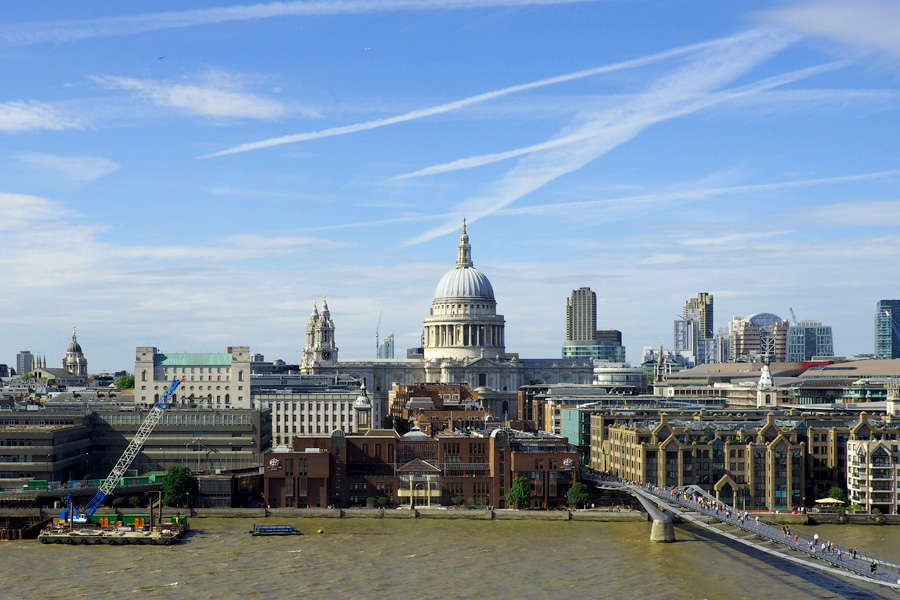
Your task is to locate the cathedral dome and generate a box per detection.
[432,219,495,301]
[434,266,494,300]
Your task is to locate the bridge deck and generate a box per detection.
[587,474,900,589]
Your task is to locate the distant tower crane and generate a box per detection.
[789,307,798,325]
[375,310,382,358]
[61,377,185,524]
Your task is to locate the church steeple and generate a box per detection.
[456,218,472,268]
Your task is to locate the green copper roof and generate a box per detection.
[154,353,233,366]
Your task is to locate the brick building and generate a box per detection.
[263,427,578,509]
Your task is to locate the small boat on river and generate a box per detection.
[249,524,302,536]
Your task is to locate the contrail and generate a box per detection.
[202,30,771,158]
[403,29,802,246]
[300,168,900,231]
[0,0,608,46]
[395,60,846,180]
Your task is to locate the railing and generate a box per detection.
[582,469,900,586]
[647,483,900,585]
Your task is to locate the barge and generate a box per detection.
[38,514,189,545]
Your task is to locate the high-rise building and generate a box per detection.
[674,293,716,364]
[875,300,900,359]
[16,350,33,375]
[684,292,714,340]
[377,334,395,359]
[728,313,789,362]
[562,287,624,360]
[565,287,597,342]
[786,320,834,362]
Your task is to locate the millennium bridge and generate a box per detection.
[584,471,900,590]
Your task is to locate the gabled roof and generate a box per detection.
[397,458,441,474]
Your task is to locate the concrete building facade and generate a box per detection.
[134,346,252,409]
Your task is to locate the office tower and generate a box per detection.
[684,293,714,340]
[377,334,395,359]
[786,321,834,362]
[16,350,33,375]
[563,287,625,360]
[875,300,900,359]
[566,287,597,342]
[674,293,716,364]
[728,313,789,362]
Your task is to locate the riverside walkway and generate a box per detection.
[584,472,900,589]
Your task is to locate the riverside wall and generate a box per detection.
[5,506,898,525]
[0,506,644,522]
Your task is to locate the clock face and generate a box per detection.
[321,349,332,360]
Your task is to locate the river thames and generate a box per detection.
[3,518,900,600]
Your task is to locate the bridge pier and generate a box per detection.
[650,517,675,543]
[632,489,675,542]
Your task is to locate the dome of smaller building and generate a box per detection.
[353,381,371,410]
[67,327,82,353]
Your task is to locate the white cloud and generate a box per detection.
[0,0,606,47]
[0,100,83,132]
[760,0,900,60]
[92,72,285,120]
[15,153,120,183]
[797,199,900,227]
[0,193,71,230]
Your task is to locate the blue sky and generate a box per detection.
[2,0,900,372]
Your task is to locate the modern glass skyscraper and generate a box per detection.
[875,300,900,359]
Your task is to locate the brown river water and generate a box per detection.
[2,518,900,600]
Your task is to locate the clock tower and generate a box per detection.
[300,296,339,373]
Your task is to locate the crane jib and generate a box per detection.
[61,377,185,523]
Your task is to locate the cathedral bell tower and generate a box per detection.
[300,296,339,373]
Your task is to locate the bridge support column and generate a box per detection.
[650,517,675,543]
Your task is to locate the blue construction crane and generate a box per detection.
[61,377,185,524]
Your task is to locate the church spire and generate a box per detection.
[456,218,472,268]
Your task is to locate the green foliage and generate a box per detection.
[162,466,193,507]
[21,373,36,380]
[111,497,129,508]
[825,485,847,503]
[128,495,144,508]
[506,475,531,509]
[376,496,389,506]
[528,378,544,385]
[567,482,590,508]
[451,495,464,506]
[115,375,135,390]
[366,497,376,507]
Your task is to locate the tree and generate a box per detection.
[825,485,847,504]
[376,496,390,506]
[162,466,193,507]
[506,475,531,509]
[115,375,135,390]
[451,495,464,507]
[567,482,590,509]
